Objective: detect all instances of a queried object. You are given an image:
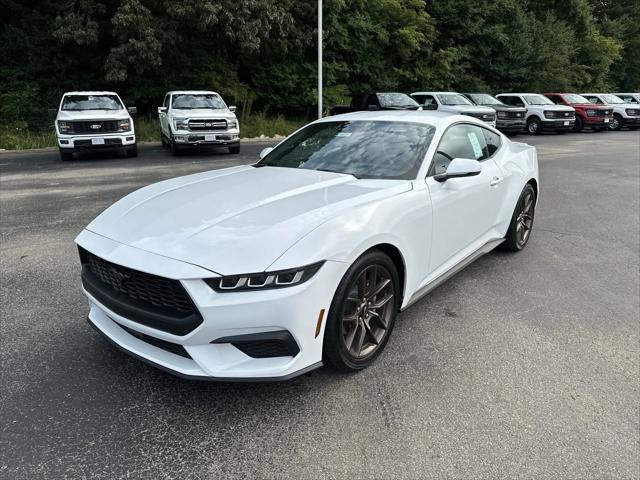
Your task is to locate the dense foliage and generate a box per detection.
[1,0,637,130]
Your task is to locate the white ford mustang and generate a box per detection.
[76,110,538,381]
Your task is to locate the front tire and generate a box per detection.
[323,250,400,372]
[125,145,138,158]
[170,139,181,156]
[527,117,541,135]
[59,149,73,162]
[573,116,583,132]
[609,114,622,131]
[229,145,240,154]
[503,184,536,252]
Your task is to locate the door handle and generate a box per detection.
[489,176,504,187]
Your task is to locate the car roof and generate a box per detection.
[62,91,119,96]
[316,109,471,128]
[496,93,544,96]
[579,93,603,96]
[613,93,639,95]
[167,90,220,95]
[411,91,462,95]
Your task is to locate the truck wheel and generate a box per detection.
[161,133,168,148]
[59,149,73,162]
[526,117,541,135]
[170,140,181,156]
[629,126,639,131]
[229,145,240,154]
[573,116,583,132]
[125,145,138,158]
[609,114,622,131]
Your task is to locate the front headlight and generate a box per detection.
[58,120,70,134]
[543,110,556,119]
[205,262,324,292]
[227,119,238,129]
[626,109,639,116]
[118,119,131,131]
[497,111,507,119]
[173,118,188,130]
[586,109,596,116]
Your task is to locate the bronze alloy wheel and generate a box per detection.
[341,264,395,358]
[516,189,535,247]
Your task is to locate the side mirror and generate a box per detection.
[127,106,137,114]
[158,106,167,114]
[229,105,237,113]
[259,147,273,159]
[434,158,482,182]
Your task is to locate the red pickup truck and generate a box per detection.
[543,93,612,132]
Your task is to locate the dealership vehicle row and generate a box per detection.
[52,90,640,162]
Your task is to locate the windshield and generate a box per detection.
[562,94,590,104]
[469,94,502,105]
[61,95,123,111]
[256,121,435,180]
[523,95,554,105]
[602,94,624,104]
[437,94,473,106]
[171,94,226,109]
[377,93,420,109]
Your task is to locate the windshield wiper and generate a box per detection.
[315,168,360,179]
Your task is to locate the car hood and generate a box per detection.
[448,105,495,114]
[489,104,526,111]
[534,104,574,112]
[86,166,411,275]
[170,108,235,119]
[56,109,130,121]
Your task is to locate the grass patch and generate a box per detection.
[0,113,309,151]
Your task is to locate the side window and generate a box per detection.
[412,94,426,105]
[431,124,488,175]
[421,95,437,110]
[482,128,501,158]
[547,95,562,104]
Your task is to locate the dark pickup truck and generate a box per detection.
[461,93,527,134]
[329,93,421,116]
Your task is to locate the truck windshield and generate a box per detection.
[602,94,624,104]
[563,94,590,104]
[256,121,435,180]
[172,94,226,109]
[468,94,502,105]
[523,95,554,105]
[61,95,123,111]
[377,93,420,109]
[436,94,472,106]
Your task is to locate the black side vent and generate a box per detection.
[212,330,300,358]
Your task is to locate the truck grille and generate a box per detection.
[79,247,203,335]
[505,111,525,119]
[466,112,496,122]
[188,119,227,131]
[67,120,122,134]
[594,109,611,116]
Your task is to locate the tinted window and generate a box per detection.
[61,95,122,111]
[377,93,420,108]
[482,128,501,157]
[431,124,487,175]
[500,96,523,107]
[546,95,563,104]
[258,121,436,180]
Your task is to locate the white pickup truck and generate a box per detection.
[410,91,497,127]
[158,90,240,155]
[496,93,575,134]
[580,93,640,131]
[55,91,137,161]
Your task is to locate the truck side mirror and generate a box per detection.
[229,106,237,113]
[127,106,137,114]
[158,106,167,114]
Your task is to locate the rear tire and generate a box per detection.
[59,149,73,162]
[125,145,138,158]
[503,184,536,252]
[573,116,583,132]
[323,250,400,372]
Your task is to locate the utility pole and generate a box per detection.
[318,0,323,118]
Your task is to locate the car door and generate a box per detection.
[159,94,170,135]
[425,123,506,274]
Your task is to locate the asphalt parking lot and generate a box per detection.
[1,131,639,479]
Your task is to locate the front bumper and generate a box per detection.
[583,116,612,127]
[622,116,640,127]
[76,229,345,381]
[58,133,136,150]
[496,120,525,132]
[172,131,240,147]
[540,119,575,131]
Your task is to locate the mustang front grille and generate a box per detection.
[79,247,203,335]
